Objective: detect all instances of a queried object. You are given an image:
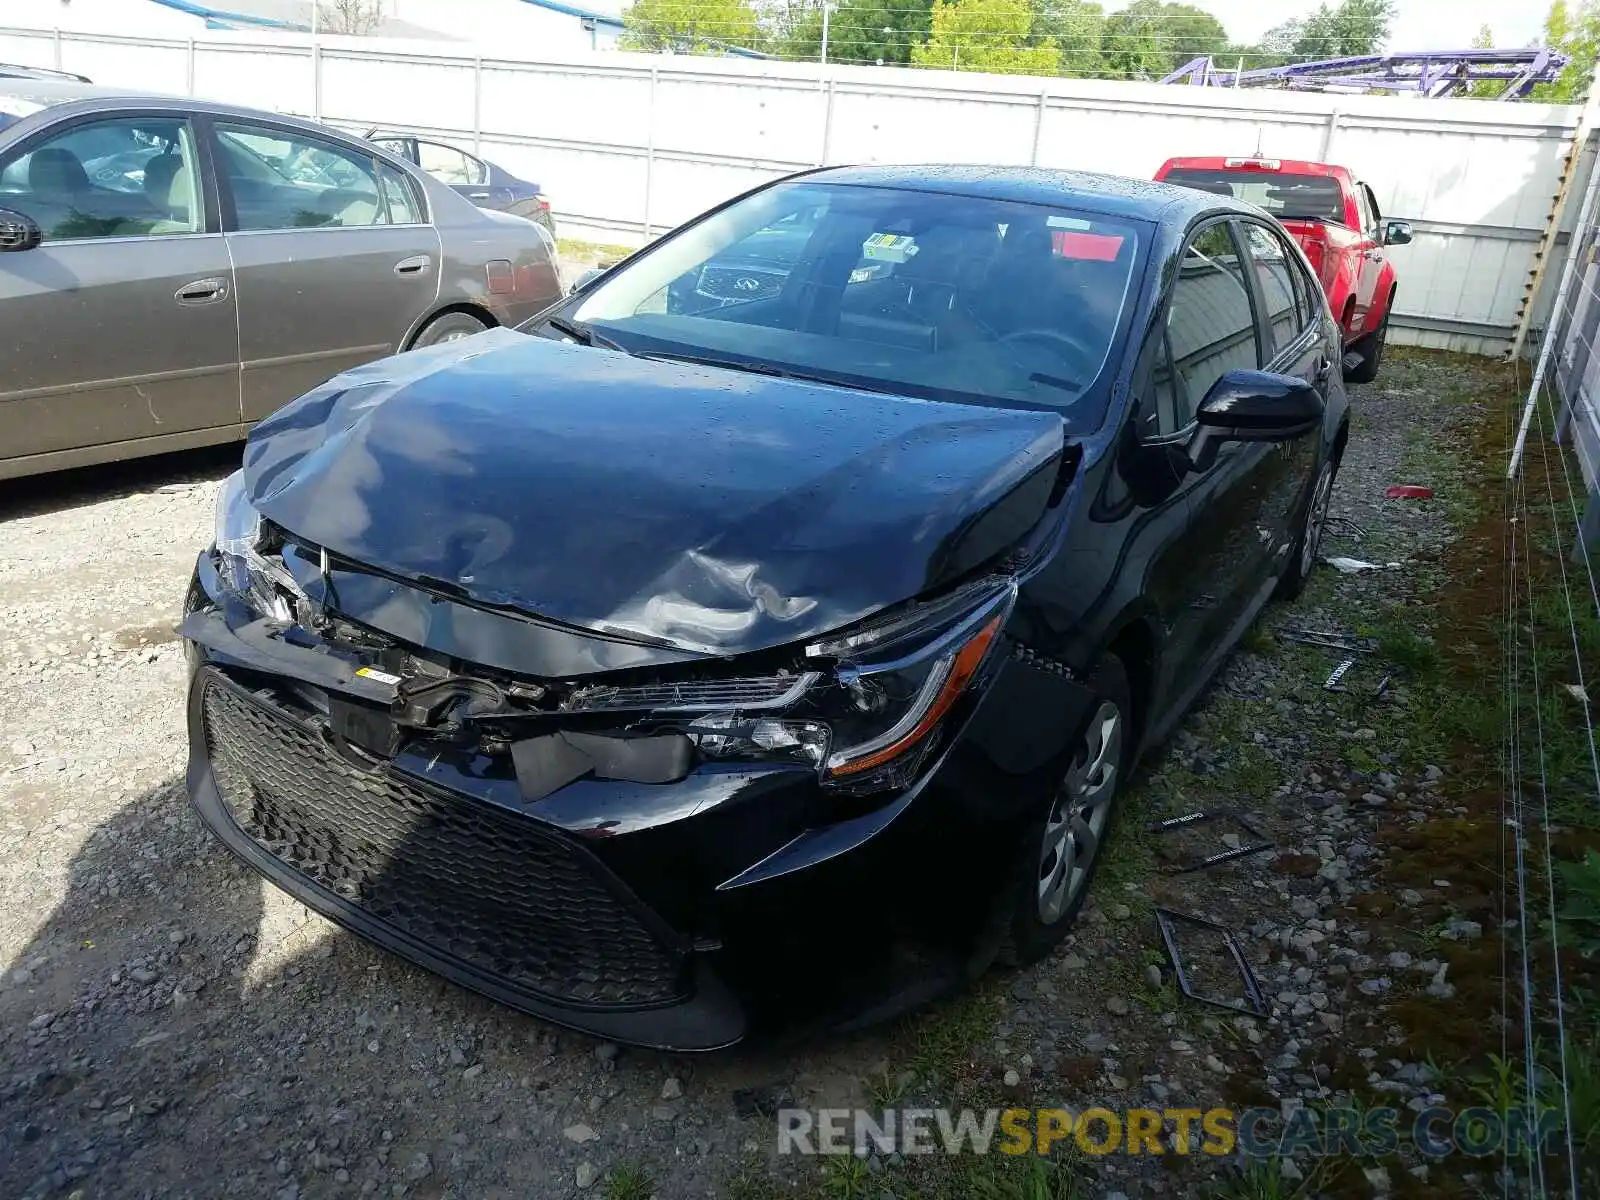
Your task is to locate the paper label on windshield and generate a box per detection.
[1046,215,1092,230]
[862,232,917,263]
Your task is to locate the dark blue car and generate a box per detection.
[364,127,554,236]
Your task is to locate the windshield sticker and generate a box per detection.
[1052,231,1125,262]
[862,232,918,263]
[1046,215,1092,230]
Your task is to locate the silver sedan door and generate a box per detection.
[209,118,441,423]
[0,110,241,478]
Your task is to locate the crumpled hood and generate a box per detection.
[243,330,1064,660]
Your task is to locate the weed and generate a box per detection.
[865,1066,913,1110]
[819,1153,872,1199]
[602,1163,656,1200]
[1556,849,1600,958]
[1204,1156,1325,1200]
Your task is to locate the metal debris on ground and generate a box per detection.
[1324,658,1357,691]
[1383,484,1434,500]
[1148,809,1274,872]
[1276,627,1378,654]
[1370,674,1392,701]
[1323,515,1366,540]
[1154,908,1270,1016]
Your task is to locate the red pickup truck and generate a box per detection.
[1154,156,1412,382]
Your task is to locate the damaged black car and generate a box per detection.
[182,166,1348,1050]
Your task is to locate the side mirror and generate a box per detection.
[1383,219,1413,247]
[1189,369,1323,471]
[572,267,605,293]
[0,208,41,253]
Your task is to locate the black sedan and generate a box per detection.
[180,165,1347,1050]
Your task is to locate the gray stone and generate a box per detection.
[575,1162,599,1191]
[563,1124,598,1144]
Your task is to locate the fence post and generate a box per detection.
[642,66,658,242]
[472,56,483,157]
[187,39,196,96]
[52,27,62,70]
[819,78,835,167]
[1030,86,1048,166]
[312,40,323,122]
[1320,108,1341,160]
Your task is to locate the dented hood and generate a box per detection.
[243,330,1064,660]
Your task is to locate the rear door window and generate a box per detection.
[215,122,401,231]
[1162,220,1261,428]
[1241,221,1302,358]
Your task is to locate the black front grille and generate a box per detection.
[200,672,686,1007]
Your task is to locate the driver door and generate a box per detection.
[0,110,241,472]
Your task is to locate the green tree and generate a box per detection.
[1465,24,1503,98]
[1534,0,1600,102]
[1099,0,1228,80]
[911,0,1061,74]
[620,0,760,54]
[775,0,933,64]
[1029,0,1105,77]
[1290,0,1394,61]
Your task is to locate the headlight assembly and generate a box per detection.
[805,583,1014,792]
[212,469,299,622]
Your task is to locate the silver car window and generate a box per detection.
[416,140,485,187]
[0,115,202,241]
[215,122,398,231]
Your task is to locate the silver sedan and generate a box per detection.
[0,81,565,480]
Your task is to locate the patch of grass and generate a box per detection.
[864,1065,913,1110]
[1218,742,1281,801]
[1239,624,1277,657]
[950,1150,1088,1200]
[1205,1157,1323,1200]
[900,984,1005,1093]
[1557,849,1600,959]
[556,236,636,265]
[725,1169,788,1200]
[819,1154,872,1199]
[602,1163,656,1200]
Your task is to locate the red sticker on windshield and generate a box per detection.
[1052,231,1123,261]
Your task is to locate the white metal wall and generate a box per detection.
[0,23,1583,355]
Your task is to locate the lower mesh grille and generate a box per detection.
[200,671,686,1007]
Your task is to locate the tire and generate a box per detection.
[410,311,491,349]
[1276,455,1336,602]
[995,653,1132,967]
[1344,308,1388,384]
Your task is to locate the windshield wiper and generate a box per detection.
[546,314,626,352]
[634,350,902,396]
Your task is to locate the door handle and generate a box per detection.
[1363,250,1384,261]
[394,255,431,276]
[467,192,491,200]
[175,277,227,305]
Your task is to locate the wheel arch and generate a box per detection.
[404,302,499,350]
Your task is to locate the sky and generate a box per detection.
[1102,0,1551,52]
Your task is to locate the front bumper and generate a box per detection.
[186,662,747,1050]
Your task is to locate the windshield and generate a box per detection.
[568,181,1145,425]
[1162,168,1346,225]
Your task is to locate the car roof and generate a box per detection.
[804,164,1252,224]
[0,83,399,149]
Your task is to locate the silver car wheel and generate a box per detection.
[1037,700,1122,925]
[1300,461,1335,578]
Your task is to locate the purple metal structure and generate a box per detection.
[1160,49,1568,98]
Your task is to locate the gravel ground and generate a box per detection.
[0,350,1503,1199]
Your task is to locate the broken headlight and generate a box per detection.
[686,714,831,770]
[212,470,297,621]
[806,583,1013,792]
